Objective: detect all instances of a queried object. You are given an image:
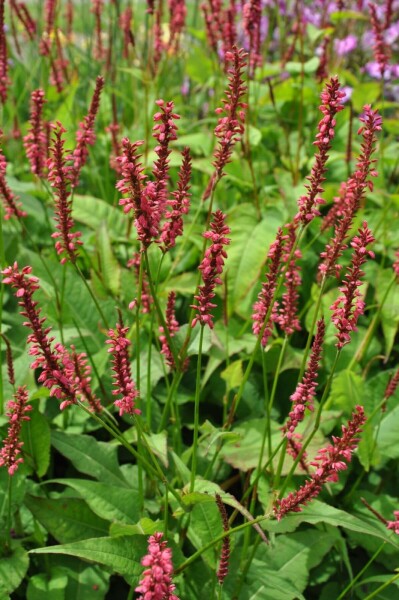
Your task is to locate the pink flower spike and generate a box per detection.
[369,3,390,78]
[191,210,231,329]
[2,263,100,411]
[151,99,180,219]
[295,76,345,225]
[387,512,399,535]
[252,228,287,347]
[47,122,83,264]
[106,319,140,417]
[283,318,325,440]
[24,89,47,178]
[160,147,192,251]
[71,76,105,187]
[203,46,248,200]
[0,386,32,475]
[319,106,382,279]
[136,532,180,600]
[275,405,366,520]
[0,0,10,104]
[159,291,180,369]
[1,135,27,220]
[330,222,375,350]
[274,223,302,335]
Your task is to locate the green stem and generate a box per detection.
[190,325,205,492]
[347,274,396,370]
[174,514,269,575]
[362,571,399,600]
[298,276,326,382]
[336,543,386,599]
[73,263,110,330]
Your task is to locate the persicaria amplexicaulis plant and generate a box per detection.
[0,386,32,475]
[191,210,231,329]
[330,221,375,349]
[2,4,399,597]
[275,405,366,520]
[47,122,83,264]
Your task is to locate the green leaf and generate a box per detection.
[263,501,399,546]
[376,269,399,358]
[51,431,129,487]
[0,542,29,596]
[326,370,364,415]
[25,495,109,543]
[225,205,282,316]
[29,536,149,579]
[95,222,121,296]
[110,518,158,537]
[60,563,109,600]
[26,570,68,600]
[220,360,243,391]
[48,478,140,524]
[378,404,399,460]
[187,502,223,568]
[21,407,51,478]
[256,529,337,591]
[72,195,126,238]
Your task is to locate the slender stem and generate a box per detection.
[298,276,326,382]
[0,208,5,414]
[73,263,110,330]
[76,401,185,508]
[144,251,179,368]
[362,571,399,600]
[190,325,205,492]
[174,514,269,575]
[336,544,387,599]
[348,274,396,370]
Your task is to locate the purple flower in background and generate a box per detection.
[365,61,399,79]
[334,35,357,56]
[341,86,353,102]
[386,22,399,44]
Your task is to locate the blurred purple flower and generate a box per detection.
[364,61,399,79]
[334,35,357,56]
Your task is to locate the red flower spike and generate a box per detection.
[24,89,47,178]
[283,318,325,440]
[71,76,105,187]
[252,228,287,347]
[152,99,180,219]
[274,224,302,335]
[159,291,180,369]
[168,0,187,51]
[136,532,180,600]
[319,106,382,278]
[47,122,83,264]
[0,0,10,103]
[160,147,192,251]
[0,386,32,475]
[203,46,248,200]
[243,0,262,77]
[275,405,366,520]
[106,320,140,417]
[191,210,231,329]
[215,494,230,586]
[330,222,375,349]
[369,3,390,78]
[1,135,26,220]
[2,264,100,411]
[295,77,345,225]
[387,512,399,535]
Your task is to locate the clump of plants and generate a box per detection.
[1,1,399,599]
